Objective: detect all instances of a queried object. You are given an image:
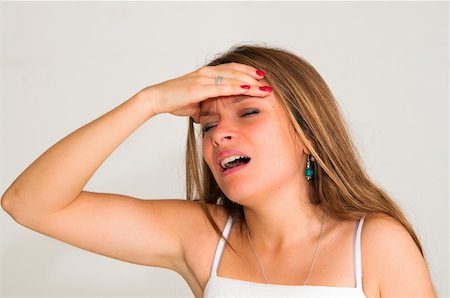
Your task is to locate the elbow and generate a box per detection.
[1,187,15,214]
[1,187,30,226]
[1,187,56,228]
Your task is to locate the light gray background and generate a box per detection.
[0,1,448,297]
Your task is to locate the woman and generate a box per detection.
[1,45,436,297]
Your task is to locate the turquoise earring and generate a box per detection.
[305,155,315,180]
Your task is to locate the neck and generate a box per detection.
[242,184,326,252]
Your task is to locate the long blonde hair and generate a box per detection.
[185,44,424,255]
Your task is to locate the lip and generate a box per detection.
[221,163,249,177]
[216,149,251,173]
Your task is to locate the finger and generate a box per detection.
[201,83,273,100]
[200,70,260,87]
[213,62,266,80]
[216,69,262,86]
[204,77,263,88]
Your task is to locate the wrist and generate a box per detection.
[135,86,162,117]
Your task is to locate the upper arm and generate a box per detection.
[363,214,437,297]
[16,191,205,272]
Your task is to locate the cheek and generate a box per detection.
[256,120,300,165]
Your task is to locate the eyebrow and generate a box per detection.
[199,96,255,117]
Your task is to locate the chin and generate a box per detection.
[216,175,272,205]
[220,185,259,206]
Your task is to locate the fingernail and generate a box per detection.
[256,69,266,77]
[259,86,272,92]
[240,85,251,89]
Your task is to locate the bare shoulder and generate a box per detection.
[179,201,229,261]
[362,213,421,256]
[361,213,436,297]
[158,199,228,243]
[170,200,228,231]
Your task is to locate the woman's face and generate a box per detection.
[199,91,306,205]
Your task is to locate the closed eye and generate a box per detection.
[203,124,216,132]
[242,109,260,117]
[203,109,260,133]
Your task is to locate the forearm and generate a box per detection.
[1,88,157,220]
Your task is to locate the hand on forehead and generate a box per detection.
[201,94,249,106]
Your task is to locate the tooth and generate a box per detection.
[221,155,245,168]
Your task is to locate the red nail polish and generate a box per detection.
[240,85,251,89]
[259,86,272,92]
[256,70,266,77]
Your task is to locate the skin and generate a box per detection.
[1,62,436,298]
[200,92,326,250]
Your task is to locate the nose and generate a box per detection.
[211,123,234,147]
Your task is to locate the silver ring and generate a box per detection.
[215,75,224,85]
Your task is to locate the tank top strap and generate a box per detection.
[354,217,365,290]
[210,215,234,276]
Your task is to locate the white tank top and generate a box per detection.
[204,216,367,298]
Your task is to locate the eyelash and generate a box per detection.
[203,109,260,132]
[242,109,260,117]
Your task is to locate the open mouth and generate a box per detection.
[220,156,251,173]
